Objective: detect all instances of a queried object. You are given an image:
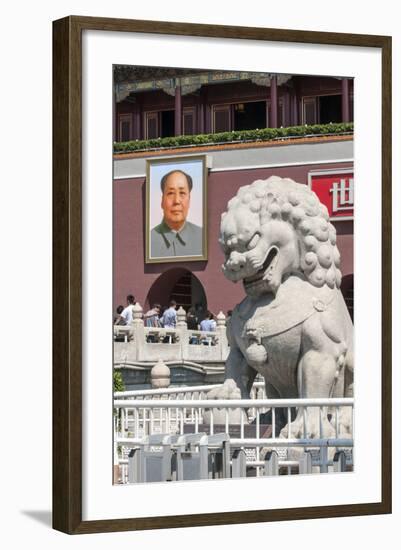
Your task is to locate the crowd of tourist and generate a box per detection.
[114,294,229,344]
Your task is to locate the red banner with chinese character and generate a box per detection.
[309,169,354,221]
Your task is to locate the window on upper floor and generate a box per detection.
[234,101,267,131]
[182,107,196,135]
[145,112,159,139]
[118,114,132,141]
[143,108,197,139]
[212,104,232,133]
[212,100,272,133]
[302,94,343,125]
[319,94,342,124]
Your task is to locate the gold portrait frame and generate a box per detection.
[145,154,208,263]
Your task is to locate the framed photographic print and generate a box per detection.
[145,155,208,263]
[53,16,391,534]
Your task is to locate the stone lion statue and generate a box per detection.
[209,176,353,440]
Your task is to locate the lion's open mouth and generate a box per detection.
[244,247,279,288]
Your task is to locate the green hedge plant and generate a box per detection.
[113,370,125,393]
[114,122,354,154]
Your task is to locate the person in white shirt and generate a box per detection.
[120,294,136,325]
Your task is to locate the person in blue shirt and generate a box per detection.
[150,170,203,258]
[160,300,177,328]
[200,311,216,332]
[200,311,216,345]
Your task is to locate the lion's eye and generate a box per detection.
[247,233,260,250]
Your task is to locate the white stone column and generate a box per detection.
[176,306,188,361]
[132,303,145,361]
[216,311,229,361]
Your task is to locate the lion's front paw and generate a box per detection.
[280,408,336,440]
[207,379,241,400]
[336,407,353,438]
[205,379,247,425]
[279,418,305,439]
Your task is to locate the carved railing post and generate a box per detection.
[150,358,171,388]
[176,306,187,360]
[216,311,228,360]
[176,306,187,327]
[132,303,145,361]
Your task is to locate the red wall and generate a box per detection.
[113,162,353,314]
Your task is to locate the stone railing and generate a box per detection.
[114,303,229,364]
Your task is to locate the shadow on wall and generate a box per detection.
[341,273,354,322]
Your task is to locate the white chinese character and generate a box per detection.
[330,178,354,213]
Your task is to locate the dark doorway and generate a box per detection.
[319,94,342,124]
[170,273,207,312]
[234,101,266,131]
[145,269,207,313]
[170,272,192,310]
[161,110,175,138]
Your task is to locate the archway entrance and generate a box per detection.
[145,268,207,313]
